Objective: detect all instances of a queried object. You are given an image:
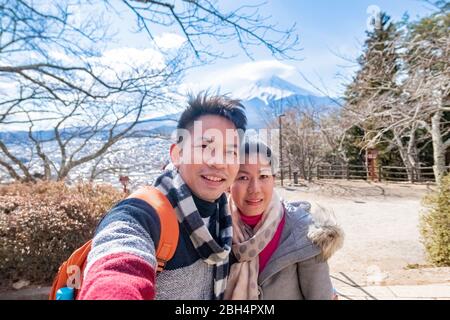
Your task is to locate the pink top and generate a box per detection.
[239,209,286,274]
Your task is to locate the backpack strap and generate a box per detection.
[49,186,179,299]
[127,186,179,272]
[49,240,92,300]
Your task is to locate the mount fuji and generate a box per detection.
[92,75,339,135]
[0,76,340,144]
[235,75,340,129]
[124,75,340,132]
[236,75,317,103]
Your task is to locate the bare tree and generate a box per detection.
[355,9,449,184]
[0,0,301,182]
[337,6,449,184]
[358,93,433,182]
[1,59,182,181]
[0,0,185,182]
[273,99,336,182]
[404,9,450,183]
[124,0,300,60]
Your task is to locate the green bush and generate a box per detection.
[0,181,124,287]
[420,175,450,266]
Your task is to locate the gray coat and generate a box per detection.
[257,201,344,300]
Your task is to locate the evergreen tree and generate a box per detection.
[345,11,400,115]
[342,12,401,165]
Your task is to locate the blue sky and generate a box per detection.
[177,0,436,97]
[99,1,437,98]
[0,1,439,130]
[0,1,438,132]
[67,1,445,100]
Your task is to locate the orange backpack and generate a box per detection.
[49,186,179,300]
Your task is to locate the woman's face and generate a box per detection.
[230,155,275,216]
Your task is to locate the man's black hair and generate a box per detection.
[176,92,247,143]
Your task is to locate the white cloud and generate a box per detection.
[154,33,186,50]
[0,46,177,130]
[91,47,166,73]
[0,81,17,94]
[182,59,297,94]
[228,60,296,81]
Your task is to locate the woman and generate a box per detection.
[224,141,344,300]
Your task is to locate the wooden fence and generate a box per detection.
[313,164,450,183]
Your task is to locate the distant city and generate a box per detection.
[0,75,339,187]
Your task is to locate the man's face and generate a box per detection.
[171,114,241,202]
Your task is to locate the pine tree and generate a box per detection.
[345,12,400,116]
[341,12,401,165]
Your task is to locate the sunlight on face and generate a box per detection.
[172,114,241,202]
[230,155,275,216]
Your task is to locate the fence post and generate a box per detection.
[346,164,350,180]
[378,166,382,182]
[317,165,321,180]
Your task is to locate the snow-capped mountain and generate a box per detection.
[236,75,316,104]
[0,76,340,141]
[0,75,341,185]
[110,75,339,131]
[236,75,340,129]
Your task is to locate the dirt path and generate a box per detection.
[276,179,450,286]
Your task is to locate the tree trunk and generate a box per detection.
[397,147,415,183]
[431,111,446,185]
[406,125,421,183]
[393,129,419,183]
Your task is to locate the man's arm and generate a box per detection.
[78,198,161,300]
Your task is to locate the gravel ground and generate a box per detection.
[1,179,448,298]
[276,179,450,286]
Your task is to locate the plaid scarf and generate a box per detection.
[154,169,232,300]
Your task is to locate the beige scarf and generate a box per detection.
[224,192,284,300]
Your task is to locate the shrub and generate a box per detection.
[420,174,450,266]
[0,181,124,286]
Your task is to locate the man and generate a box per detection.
[78,93,247,299]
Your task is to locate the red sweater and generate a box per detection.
[239,210,286,273]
